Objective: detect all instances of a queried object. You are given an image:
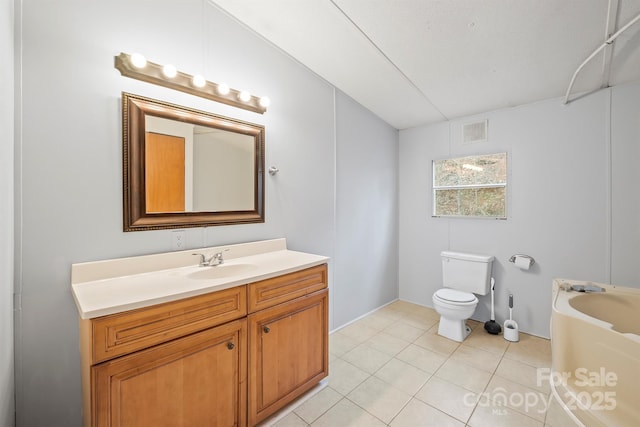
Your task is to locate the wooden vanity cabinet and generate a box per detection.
[247,264,329,426]
[80,285,247,427]
[79,263,328,427]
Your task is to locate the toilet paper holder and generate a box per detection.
[509,254,535,267]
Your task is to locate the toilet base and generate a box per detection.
[437,317,472,342]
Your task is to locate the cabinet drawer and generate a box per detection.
[248,264,327,313]
[89,285,246,364]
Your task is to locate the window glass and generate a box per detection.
[433,153,507,218]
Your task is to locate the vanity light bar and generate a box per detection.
[114,52,269,114]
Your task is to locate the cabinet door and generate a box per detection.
[248,290,328,425]
[93,319,246,427]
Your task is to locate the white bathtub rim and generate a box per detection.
[552,279,640,344]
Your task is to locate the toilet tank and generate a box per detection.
[441,251,494,295]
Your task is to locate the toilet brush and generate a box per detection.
[484,278,502,335]
[504,294,519,342]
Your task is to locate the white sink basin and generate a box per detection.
[183,264,258,280]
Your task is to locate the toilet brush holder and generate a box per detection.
[504,322,519,342]
[503,294,519,342]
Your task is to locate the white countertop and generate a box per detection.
[71,239,329,319]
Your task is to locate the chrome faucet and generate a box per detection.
[570,284,606,293]
[210,251,226,266]
[192,249,228,267]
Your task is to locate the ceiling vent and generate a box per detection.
[463,120,488,144]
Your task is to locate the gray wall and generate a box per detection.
[14,0,399,425]
[1,0,14,425]
[399,85,640,338]
[611,83,640,285]
[334,92,399,327]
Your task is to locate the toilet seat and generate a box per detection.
[434,288,477,306]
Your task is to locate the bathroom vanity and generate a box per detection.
[71,239,329,427]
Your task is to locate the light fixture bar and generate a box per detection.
[114,52,267,114]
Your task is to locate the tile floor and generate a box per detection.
[271,300,577,427]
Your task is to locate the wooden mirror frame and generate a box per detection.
[122,92,265,232]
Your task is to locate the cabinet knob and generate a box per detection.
[227,342,235,350]
[263,326,270,333]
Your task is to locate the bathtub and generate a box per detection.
[551,279,640,427]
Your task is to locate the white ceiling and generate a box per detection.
[210,0,640,129]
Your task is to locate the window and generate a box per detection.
[432,152,507,218]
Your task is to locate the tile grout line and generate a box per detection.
[286,301,553,427]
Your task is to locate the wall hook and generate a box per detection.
[268,166,279,176]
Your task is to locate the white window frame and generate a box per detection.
[432,152,507,219]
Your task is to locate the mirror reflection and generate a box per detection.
[122,92,265,232]
[145,116,255,213]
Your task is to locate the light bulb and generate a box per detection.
[259,96,271,108]
[217,83,230,95]
[192,74,206,88]
[239,91,251,102]
[130,53,147,68]
[162,64,177,78]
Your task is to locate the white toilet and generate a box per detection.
[432,251,494,342]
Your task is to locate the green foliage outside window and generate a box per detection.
[433,153,507,218]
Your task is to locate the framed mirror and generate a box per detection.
[122,92,265,231]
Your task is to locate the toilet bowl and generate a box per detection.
[432,288,478,342]
[434,251,494,342]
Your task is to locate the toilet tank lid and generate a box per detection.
[441,251,494,263]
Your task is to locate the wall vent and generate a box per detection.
[462,120,488,144]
